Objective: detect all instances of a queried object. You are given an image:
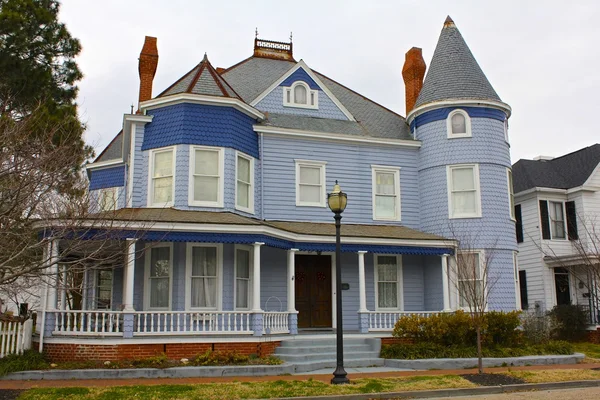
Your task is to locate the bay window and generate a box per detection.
[236,153,254,213]
[149,148,174,206]
[190,146,223,207]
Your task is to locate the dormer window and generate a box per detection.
[447,109,471,138]
[283,81,318,109]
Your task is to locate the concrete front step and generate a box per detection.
[292,357,385,373]
[276,351,381,363]
[277,338,372,347]
[275,344,372,355]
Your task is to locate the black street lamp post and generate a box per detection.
[327,180,349,385]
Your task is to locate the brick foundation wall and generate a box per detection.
[381,337,414,346]
[35,341,281,363]
[588,328,600,344]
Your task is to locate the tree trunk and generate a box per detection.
[476,325,483,374]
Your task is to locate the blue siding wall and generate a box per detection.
[131,124,147,208]
[142,104,259,158]
[89,166,126,190]
[261,247,288,312]
[411,107,506,132]
[280,68,320,90]
[256,86,348,120]
[262,135,420,227]
[423,255,443,311]
[403,255,425,311]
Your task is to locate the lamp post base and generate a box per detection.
[331,366,349,384]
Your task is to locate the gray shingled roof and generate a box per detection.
[415,17,501,108]
[259,113,366,136]
[512,144,600,193]
[95,130,123,162]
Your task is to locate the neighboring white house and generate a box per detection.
[513,144,600,326]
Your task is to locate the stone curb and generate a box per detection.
[384,353,586,370]
[0,363,296,380]
[273,379,600,400]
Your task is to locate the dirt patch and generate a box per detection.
[462,373,526,386]
[0,390,23,400]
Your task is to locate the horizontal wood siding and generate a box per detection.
[423,255,443,311]
[402,255,425,311]
[261,247,288,312]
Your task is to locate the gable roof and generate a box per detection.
[95,130,123,162]
[415,16,501,108]
[512,144,600,193]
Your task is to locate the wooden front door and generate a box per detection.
[295,255,332,329]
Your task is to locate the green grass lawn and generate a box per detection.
[572,342,600,361]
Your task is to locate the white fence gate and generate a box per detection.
[0,319,33,358]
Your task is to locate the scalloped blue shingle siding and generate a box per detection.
[280,68,321,90]
[142,103,259,158]
[410,107,506,132]
[89,166,126,190]
[256,86,348,120]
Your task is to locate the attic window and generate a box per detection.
[283,81,318,109]
[447,109,471,138]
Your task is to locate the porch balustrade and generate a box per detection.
[53,310,123,336]
[367,311,445,332]
[263,312,290,334]
[132,311,253,335]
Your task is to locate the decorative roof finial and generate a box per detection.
[203,52,208,62]
[255,27,259,39]
[290,31,293,43]
[444,15,455,27]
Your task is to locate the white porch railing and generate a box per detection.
[133,311,253,335]
[54,310,122,336]
[0,319,32,357]
[367,311,445,332]
[263,312,289,334]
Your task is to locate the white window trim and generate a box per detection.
[374,254,404,311]
[235,152,255,214]
[233,245,253,311]
[148,147,176,208]
[504,119,509,143]
[99,187,119,212]
[92,268,114,310]
[507,169,516,221]
[188,145,224,208]
[295,159,327,207]
[144,243,174,311]
[283,81,319,110]
[185,243,223,311]
[446,109,472,138]
[547,200,567,241]
[371,165,401,221]
[456,250,487,311]
[447,164,482,219]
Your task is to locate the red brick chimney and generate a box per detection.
[138,36,158,110]
[402,47,426,115]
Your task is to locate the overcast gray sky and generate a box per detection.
[59,0,600,163]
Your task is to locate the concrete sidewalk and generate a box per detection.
[0,362,599,390]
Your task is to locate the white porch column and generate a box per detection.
[252,242,264,312]
[358,251,368,312]
[46,240,59,311]
[441,254,451,311]
[123,238,137,312]
[287,248,298,312]
[60,264,67,311]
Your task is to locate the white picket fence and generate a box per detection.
[0,319,33,358]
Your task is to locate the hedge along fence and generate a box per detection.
[0,317,33,358]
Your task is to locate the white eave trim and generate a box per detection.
[407,99,512,123]
[85,159,125,170]
[254,125,421,148]
[249,60,356,122]
[140,93,265,120]
[514,185,600,198]
[123,114,154,124]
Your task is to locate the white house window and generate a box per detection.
[447,164,481,218]
[457,251,484,309]
[283,81,318,109]
[236,153,254,213]
[507,169,515,220]
[504,119,509,143]
[94,269,113,310]
[295,160,326,207]
[99,187,118,212]
[150,149,174,206]
[235,247,252,309]
[375,255,403,310]
[190,146,223,207]
[187,244,221,310]
[372,166,401,221]
[549,201,566,239]
[145,245,172,310]
[447,109,471,138]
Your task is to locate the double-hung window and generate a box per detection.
[447,164,481,218]
[236,153,254,213]
[549,201,566,239]
[99,187,118,212]
[234,247,252,310]
[295,160,326,207]
[375,255,403,310]
[94,269,113,310]
[372,166,401,221]
[150,149,174,206]
[190,146,223,207]
[457,251,484,309]
[507,169,515,220]
[187,244,221,310]
[145,245,172,310]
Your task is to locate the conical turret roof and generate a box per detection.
[414,16,501,108]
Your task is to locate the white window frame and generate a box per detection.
[295,159,327,207]
[185,243,223,311]
[148,147,176,208]
[504,119,509,143]
[233,245,253,311]
[446,109,472,138]
[507,169,515,221]
[235,152,255,214]
[371,165,401,221]
[456,250,486,311]
[447,164,482,219]
[93,268,114,310]
[548,201,567,240]
[99,187,119,212]
[144,243,174,311]
[374,254,404,311]
[283,81,319,109]
[188,145,224,208]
